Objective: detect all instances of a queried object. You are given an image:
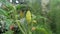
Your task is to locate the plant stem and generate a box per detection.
[13,6,26,34]
[16,21,25,34]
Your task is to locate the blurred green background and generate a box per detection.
[0,0,60,34]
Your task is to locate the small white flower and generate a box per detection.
[16,0,19,3]
[10,0,12,2]
[20,18,25,24]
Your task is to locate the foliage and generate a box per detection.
[48,0,60,34]
[0,0,53,34]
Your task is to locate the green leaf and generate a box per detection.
[0,9,8,16]
[3,30,14,34]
